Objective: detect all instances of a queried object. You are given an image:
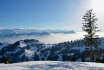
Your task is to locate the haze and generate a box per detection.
[0,32,104,44]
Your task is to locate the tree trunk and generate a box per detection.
[90,46,93,62]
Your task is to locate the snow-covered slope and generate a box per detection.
[0,38,104,63]
[0,39,47,62]
[0,61,104,70]
[0,42,9,50]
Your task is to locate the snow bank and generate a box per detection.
[0,61,104,70]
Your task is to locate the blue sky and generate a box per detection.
[0,0,104,30]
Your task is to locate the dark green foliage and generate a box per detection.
[81,55,85,62]
[47,56,54,61]
[41,57,45,61]
[25,45,30,50]
[26,57,28,61]
[54,55,58,61]
[24,39,39,43]
[95,58,100,62]
[34,53,39,61]
[69,55,72,61]
[1,53,11,64]
[62,55,69,61]
[41,50,45,53]
[47,55,55,61]
[22,55,25,62]
[71,56,76,61]
[82,9,102,62]
[60,49,69,54]
[100,58,104,63]
[5,55,11,64]
[1,53,6,63]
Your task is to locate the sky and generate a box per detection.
[0,0,104,30]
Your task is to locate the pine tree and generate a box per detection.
[26,57,28,61]
[95,57,100,62]
[5,55,11,64]
[81,55,85,62]
[71,56,76,61]
[1,53,6,63]
[22,55,25,62]
[34,53,39,61]
[82,9,102,62]
[41,57,45,61]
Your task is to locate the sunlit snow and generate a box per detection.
[0,61,104,70]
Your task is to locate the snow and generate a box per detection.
[0,61,104,70]
[57,55,62,61]
[67,53,74,56]
[19,41,26,48]
[0,42,8,50]
[25,49,34,57]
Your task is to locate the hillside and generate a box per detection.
[0,61,104,70]
[0,38,104,63]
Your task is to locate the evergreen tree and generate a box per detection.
[71,56,76,61]
[62,55,68,61]
[26,57,28,61]
[34,53,39,61]
[41,57,45,61]
[95,57,100,62]
[54,55,58,61]
[22,55,25,62]
[47,56,54,61]
[82,9,102,62]
[101,57,104,63]
[5,55,11,64]
[81,55,85,62]
[69,55,71,61]
[1,53,6,63]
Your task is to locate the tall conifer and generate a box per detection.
[82,9,102,62]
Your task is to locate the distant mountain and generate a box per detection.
[0,38,104,63]
[41,29,76,34]
[0,29,50,38]
[63,30,75,34]
[99,30,104,32]
[0,29,76,38]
